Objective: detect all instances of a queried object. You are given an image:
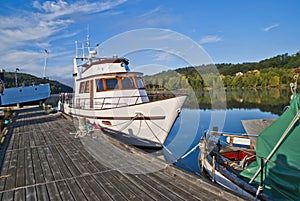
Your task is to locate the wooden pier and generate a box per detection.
[0,106,244,200]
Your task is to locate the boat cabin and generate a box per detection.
[65,47,151,110]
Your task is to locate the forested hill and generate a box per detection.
[0,72,73,94]
[216,52,300,75]
[143,52,300,90]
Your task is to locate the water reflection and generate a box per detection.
[185,88,291,115]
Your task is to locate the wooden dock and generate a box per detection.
[0,106,244,200]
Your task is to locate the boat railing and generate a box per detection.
[66,95,149,110]
[60,92,179,110]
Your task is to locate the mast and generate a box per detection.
[43,49,49,79]
[15,68,19,87]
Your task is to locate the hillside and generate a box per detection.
[0,72,73,94]
[143,51,300,90]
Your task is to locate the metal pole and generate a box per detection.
[43,49,48,79]
[255,157,264,199]
[15,68,19,87]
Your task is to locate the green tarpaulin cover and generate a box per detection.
[240,94,300,200]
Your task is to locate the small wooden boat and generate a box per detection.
[199,130,267,200]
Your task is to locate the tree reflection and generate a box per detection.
[183,88,291,115]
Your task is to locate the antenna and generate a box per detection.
[43,49,49,79]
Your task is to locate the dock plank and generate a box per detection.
[60,143,90,175]
[23,130,30,149]
[46,182,61,201]
[43,146,63,181]
[25,186,38,201]
[4,151,18,191]
[11,132,19,150]
[1,190,14,201]
[16,149,25,188]
[48,145,73,179]
[81,175,112,201]
[36,184,50,201]
[24,148,35,186]
[92,173,126,201]
[0,151,12,191]
[14,188,25,201]
[29,131,36,148]
[37,146,55,182]
[101,170,152,200]
[55,144,81,177]
[75,176,100,201]
[65,178,87,201]
[56,180,74,201]
[31,148,45,184]
[124,173,177,201]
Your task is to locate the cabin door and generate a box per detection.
[90,80,94,109]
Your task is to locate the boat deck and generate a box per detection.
[0,106,243,200]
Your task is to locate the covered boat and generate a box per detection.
[58,39,187,148]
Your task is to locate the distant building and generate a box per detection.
[246,69,260,74]
[235,72,243,76]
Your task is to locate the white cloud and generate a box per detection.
[199,35,222,44]
[138,6,162,18]
[0,0,127,86]
[135,5,179,27]
[263,23,280,32]
[33,0,68,13]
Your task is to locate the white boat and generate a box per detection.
[58,40,187,147]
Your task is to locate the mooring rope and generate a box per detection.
[141,114,201,175]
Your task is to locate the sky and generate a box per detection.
[0,0,299,87]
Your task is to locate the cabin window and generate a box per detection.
[96,79,104,91]
[79,82,85,93]
[121,77,135,89]
[136,77,145,89]
[79,81,90,93]
[106,78,119,90]
[84,81,90,93]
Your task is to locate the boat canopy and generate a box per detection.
[240,93,300,200]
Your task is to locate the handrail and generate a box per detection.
[209,131,259,138]
[68,95,147,110]
[60,92,180,110]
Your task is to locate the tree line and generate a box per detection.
[143,52,300,90]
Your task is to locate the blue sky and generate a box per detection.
[0,0,299,87]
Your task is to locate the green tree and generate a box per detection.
[269,76,280,87]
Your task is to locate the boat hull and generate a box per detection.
[59,95,187,145]
[201,155,256,199]
[0,84,50,106]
